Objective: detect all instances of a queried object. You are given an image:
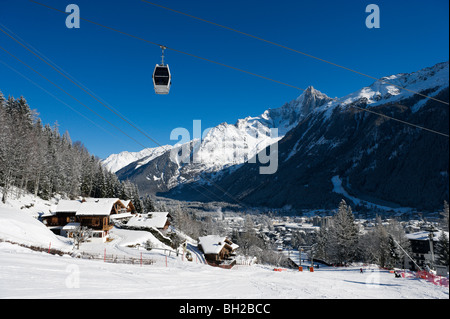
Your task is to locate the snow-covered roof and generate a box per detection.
[55,200,82,213]
[406,230,449,241]
[110,212,133,220]
[126,212,169,229]
[198,235,238,255]
[76,198,121,216]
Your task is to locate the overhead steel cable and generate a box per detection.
[141,0,450,107]
[0,57,123,141]
[0,24,246,207]
[0,43,230,205]
[0,43,148,149]
[0,22,142,137]
[28,0,305,92]
[0,24,162,148]
[349,105,449,138]
[29,0,449,138]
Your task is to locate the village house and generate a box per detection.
[42,199,82,236]
[198,235,239,269]
[42,198,135,242]
[119,200,136,214]
[76,198,127,241]
[406,230,449,271]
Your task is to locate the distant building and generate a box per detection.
[406,230,449,270]
[312,216,332,228]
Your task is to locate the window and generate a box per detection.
[154,67,170,85]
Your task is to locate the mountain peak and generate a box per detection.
[290,85,333,115]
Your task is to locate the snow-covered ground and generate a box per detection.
[1,241,448,299]
[0,189,448,299]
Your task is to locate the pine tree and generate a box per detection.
[131,184,143,214]
[441,201,449,232]
[142,195,156,213]
[0,90,144,205]
[327,200,359,265]
[315,225,329,262]
[435,231,449,267]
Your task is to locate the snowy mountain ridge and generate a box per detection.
[314,61,449,117]
[103,145,173,173]
[162,61,449,210]
[105,85,332,177]
[109,61,448,200]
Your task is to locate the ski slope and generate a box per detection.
[0,241,448,299]
[0,194,448,299]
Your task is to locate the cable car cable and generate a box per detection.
[28,0,449,138]
[0,22,152,142]
[0,57,123,141]
[0,26,245,206]
[28,0,306,92]
[0,24,162,148]
[140,0,450,107]
[0,43,149,149]
[0,44,230,204]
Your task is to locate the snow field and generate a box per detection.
[1,241,448,299]
[0,194,448,299]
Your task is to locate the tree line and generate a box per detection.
[312,200,449,269]
[0,91,142,209]
[169,198,449,269]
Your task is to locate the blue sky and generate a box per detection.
[0,0,448,159]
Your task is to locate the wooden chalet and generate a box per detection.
[42,200,82,236]
[198,235,239,269]
[147,212,172,231]
[42,198,134,241]
[76,198,126,241]
[121,200,137,213]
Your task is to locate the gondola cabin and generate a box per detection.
[152,64,171,94]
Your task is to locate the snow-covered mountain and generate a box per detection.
[111,85,334,194]
[163,61,449,210]
[110,61,448,210]
[335,61,448,111]
[102,145,173,173]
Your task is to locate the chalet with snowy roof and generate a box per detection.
[198,235,239,269]
[42,198,136,241]
[76,198,129,241]
[42,199,82,236]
